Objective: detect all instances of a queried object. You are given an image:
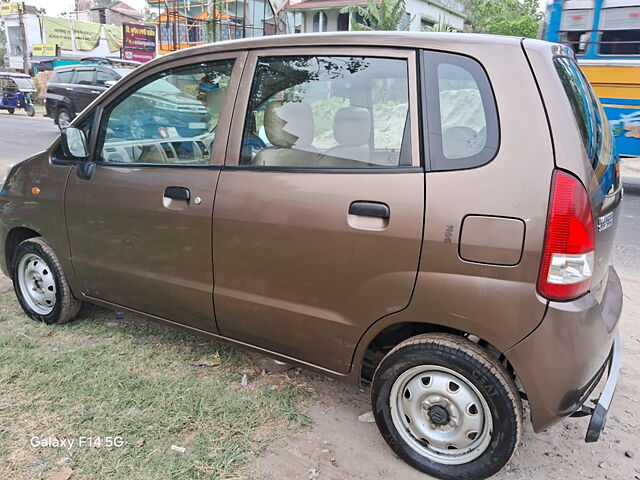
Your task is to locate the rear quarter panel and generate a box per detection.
[522,39,622,303]
[352,39,555,372]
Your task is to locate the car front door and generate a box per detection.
[64,53,245,332]
[212,48,424,373]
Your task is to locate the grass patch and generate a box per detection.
[0,280,310,479]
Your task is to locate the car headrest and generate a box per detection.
[264,100,315,148]
[333,107,370,147]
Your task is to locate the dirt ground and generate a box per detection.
[253,270,640,480]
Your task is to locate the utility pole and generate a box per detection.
[242,0,246,38]
[17,2,29,74]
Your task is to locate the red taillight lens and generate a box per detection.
[538,170,595,301]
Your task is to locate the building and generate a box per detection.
[285,0,465,33]
[75,1,145,25]
[2,4,126,72]
[147,0,287,54]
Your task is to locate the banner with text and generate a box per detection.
[122,23,156,63]
[42,17,119,52]
[42,17,73,50]
[32,44,58,57]
[104,24,124,52]
[0,2,23,16]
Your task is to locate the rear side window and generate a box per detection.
[95,69,120,87]
[54,70,74,83]
[240,55,410,169]
[422,51,499,171]
[75,70,94,85]
[553,56,618,195]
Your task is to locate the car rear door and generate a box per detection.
[64,52,245,332]
[91,67,118,96]
[72,67,99,114]
[212,48,424,373]
[45,69,74,117]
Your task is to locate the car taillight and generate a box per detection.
[537,170,595,301]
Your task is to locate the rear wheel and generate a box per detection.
[56,107,72,130]
[12,238,81,325]
[7,108,14,114]
[371,333,522,480]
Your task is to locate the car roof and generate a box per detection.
[0,72,31,78]
[134,31,556,76]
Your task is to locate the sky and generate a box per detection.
[27,0,149,17]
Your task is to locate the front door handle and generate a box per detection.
[164,186,190,201]
[349,201,390,219]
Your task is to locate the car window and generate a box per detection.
[422,51,499,171]
[95,69,120,87]
[240,55,410,168]
[554,56,618,195]
[75,69,94,85]
[97,59,235,166]
[54,70,74,83]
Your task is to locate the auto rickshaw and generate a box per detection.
[0,73,36,117]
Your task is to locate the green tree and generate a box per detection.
[340,0,413,31]
[464,0,542,38]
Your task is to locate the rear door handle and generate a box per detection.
[349,201,390,219]
[164,186,190,201]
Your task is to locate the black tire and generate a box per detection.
[371,333,522,480]
[12,238,81,325]
[7,108,14,114]
[26,104,35,117]
[55,107,72,130]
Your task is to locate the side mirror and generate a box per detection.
[104,80,117,88]
[61,127,89,160]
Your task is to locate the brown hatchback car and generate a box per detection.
[0,33,623,479]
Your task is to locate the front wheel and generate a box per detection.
[12,238,81,325]
[371,333,522,480]
[26,104,35,117]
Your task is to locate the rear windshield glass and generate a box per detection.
[553,56,618,195]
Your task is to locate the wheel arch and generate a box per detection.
[4,227,41,273]
[354,319,519,391]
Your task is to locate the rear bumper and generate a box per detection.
[505,266,623,432]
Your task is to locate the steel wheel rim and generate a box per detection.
[58,111,70,128]
[390,365,493,465]
[17,253,56,315]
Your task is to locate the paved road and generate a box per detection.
[614,191,640,274]
[0,112,58,169]
[0,114,637,272]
